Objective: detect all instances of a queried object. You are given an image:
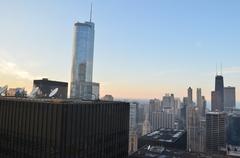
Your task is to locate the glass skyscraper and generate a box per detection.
[70,21,98,99]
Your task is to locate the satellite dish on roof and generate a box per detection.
[0,85,8,95]
[147,145,151,150]
[29,87,40,98]
[49,88,58,98]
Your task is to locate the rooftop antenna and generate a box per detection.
[216,63,218,76]
[29,87,40,98]
[49,88,58,98]
[220,63,223,75]
[90,3,93,22]
[0,85,8,96]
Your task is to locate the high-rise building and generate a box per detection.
[206,112,226,153]
[161,94,175,110]
[129,103,138,154]
[199,119,206,153]
[224,87,236,112]
[151,110,175,130]
[196,88,206,117]
[70,18,99,100]
[202,96,206,117]
[188,87,193,105]
[196,88,202,109]
[226,112,240,157]
[136,105,145,124]
[0,97,129,158]
[180,97,189,129]
[129,103,137,131]
[142,114,151,135]
[149,99,161,124]
[33,78,68,98]
[129,130,138,155]
[186,106,203,152]
[211,75,224,112]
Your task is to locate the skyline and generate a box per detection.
[0,0,240,101]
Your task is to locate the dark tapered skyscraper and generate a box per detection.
[211,75,224,112]
[188,87,193,105]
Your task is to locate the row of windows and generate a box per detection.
[0,99,129,158]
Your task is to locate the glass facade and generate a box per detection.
[0,97,129,158]
[227,113,240,146]
[70,22,95,99]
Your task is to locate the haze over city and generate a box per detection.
[0,0,240,101]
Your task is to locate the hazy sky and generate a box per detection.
[0,0,240,101]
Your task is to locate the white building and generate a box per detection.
[151,110,175,130]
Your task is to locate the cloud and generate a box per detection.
[0,50,37,80]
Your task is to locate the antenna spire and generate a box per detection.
[216,63,218,76]
[90,3,93,22]
[220,63,223,75]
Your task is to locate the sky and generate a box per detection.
[0,0,240,102]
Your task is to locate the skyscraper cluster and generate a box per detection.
[131,72,239,157]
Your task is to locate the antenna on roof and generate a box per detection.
[216,63,218,76]
[90,3,93,22]
[220,62,223,75]
[49,88,58,98]
[29,87,40,98]
[0,85,8,96]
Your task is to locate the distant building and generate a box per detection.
[149,99,161,125]
[0,97,129,158]
[138,128,187,150]
[136,105,145,124]
[161,94,175,110]
[211,75,224,112]
[202,96,207,117]
[179,97,188,129]
[6,88,27,97]
[151,111,175,130]
[186,106,205,153]
[129,102,137,130]
[206,112,226,153]
[199,119,206,153]
[226,112,240,157]
[33,78,68,98]
[196,88,203,113]
[101,94,114,101]
[142,114,151,136]
[129,145,229,158]
[224,87,236,112]
[129,130,138,155]
[188,87,193,105]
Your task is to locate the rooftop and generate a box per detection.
[0,96,127,105]
[129,145,229,158]
[141,128,186,143]
[207,112,226,115]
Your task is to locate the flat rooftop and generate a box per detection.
[129,145,228,158]
[207,112,226,115]
[141,128,186,143]
[0,96,127,105]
